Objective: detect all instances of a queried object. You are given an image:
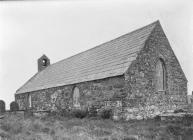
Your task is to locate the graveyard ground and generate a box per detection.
[0,112,193,140]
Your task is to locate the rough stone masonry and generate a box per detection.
[15,21,188,120]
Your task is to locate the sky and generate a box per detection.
[0,0,193,109]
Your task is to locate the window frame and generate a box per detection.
[28,94,32,108]
[155,58,166,92]
[73,87,81,108]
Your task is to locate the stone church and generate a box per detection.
[15,21,188,120]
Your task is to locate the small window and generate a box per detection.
[28,94,32,108]
[73,87,80,108]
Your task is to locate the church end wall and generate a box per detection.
[123,22,188,120]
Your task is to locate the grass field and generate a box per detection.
[0,113,193,140]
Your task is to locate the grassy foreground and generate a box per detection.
[0,113,193,140]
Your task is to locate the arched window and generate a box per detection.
[155,58,166,92]
[73,87,80,108]
[28,94,32,108]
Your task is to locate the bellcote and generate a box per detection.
[38,54,50,72]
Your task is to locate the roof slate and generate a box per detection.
[16,21,158,94]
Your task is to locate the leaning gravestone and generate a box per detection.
[10,101,19,112]
[0,100,5,114]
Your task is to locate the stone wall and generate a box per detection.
[15,76,126,116]
[123,22,188,120]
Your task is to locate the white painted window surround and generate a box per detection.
[29,94,32,108]
[73,87,80,108]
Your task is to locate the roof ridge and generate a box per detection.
[50,20,159,67]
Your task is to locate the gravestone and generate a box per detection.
[0,100,5,114]
[10,101,19,112]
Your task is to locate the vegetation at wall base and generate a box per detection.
[99,108,113,119]
[71,109,88,119]
[0,112,193,140]
[88,105,98,117]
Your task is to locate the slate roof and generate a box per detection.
[16,21,158,94]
